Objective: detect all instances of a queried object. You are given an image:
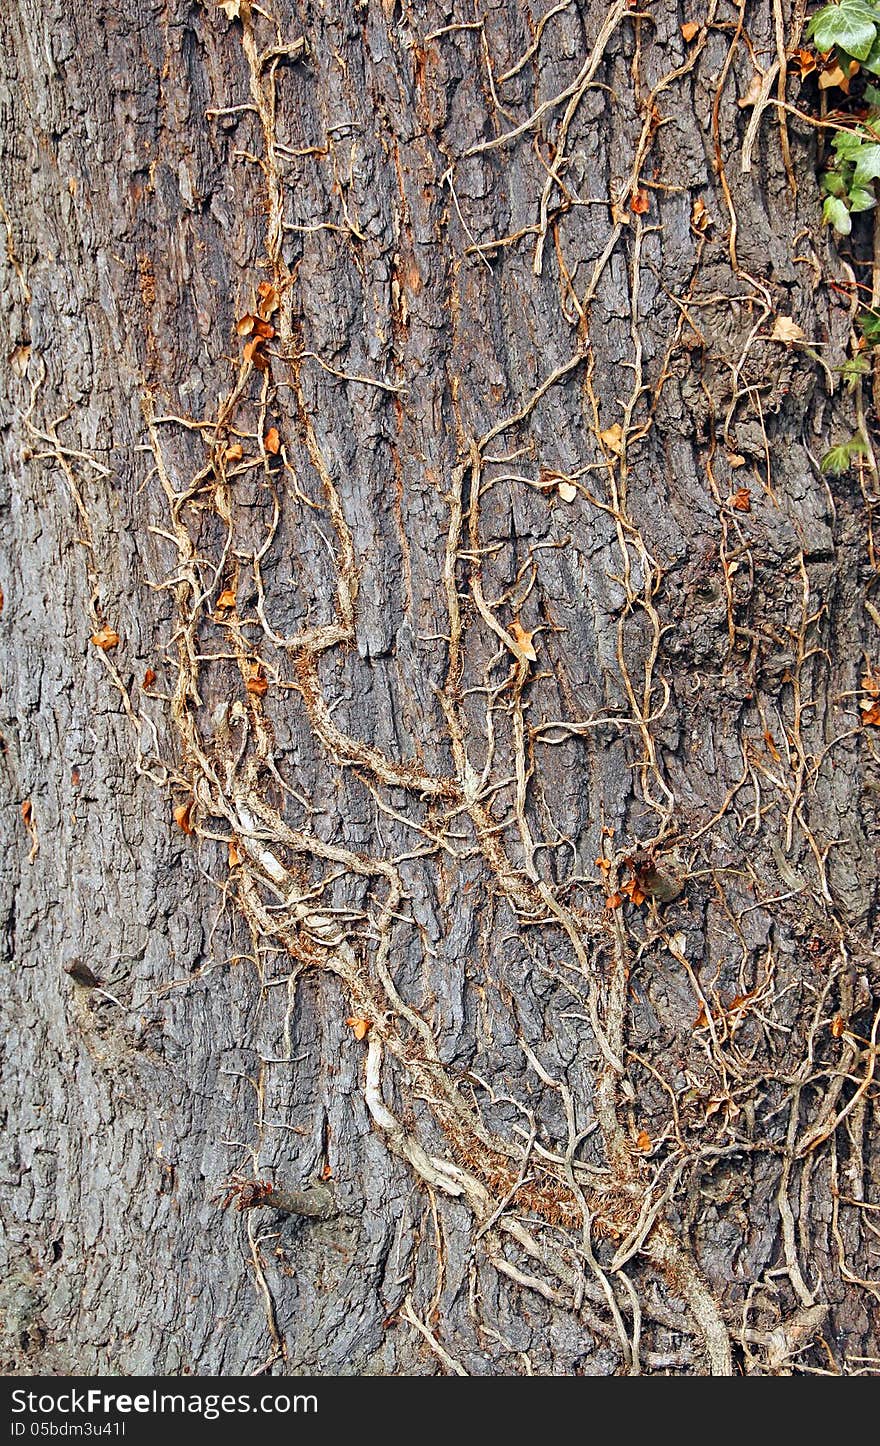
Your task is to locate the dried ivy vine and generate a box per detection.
[39,0,879,1374]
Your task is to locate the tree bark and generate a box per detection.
[1,0,878,1376]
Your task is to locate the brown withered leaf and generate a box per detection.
[90,625,119,650]
[763,729,781,762]
[620,877,647,906]
[770,315,805,344]
[510,620,538,662]
[246,670,269,697]
[257,280,280,316]
[143,667,157,688]
[346,1016,371,1041]
[738,73,763,109]
[236,313,258,337]
[861,669,880,697]
[228,838,242,867]
[730,486,752,511]
[558,480,577,503]
[635,1130,652,1152]
[819,62,849,92]
[630,188,650,215]
[264,426,281,455]
[795,49,816,77]
[173,800,193,834]
[243,336,269,371]
[252,318,275,340]
[860,698,880,726]
[599,421,625,456]
[681,21,699,42]
[216,587,237,611]
[691,196,710,232]
[21,799,32,826]
[831,1015,845,1038]
[606,892,623,910]
[223,441,244,463]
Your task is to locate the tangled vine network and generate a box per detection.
[42,0,880,1374]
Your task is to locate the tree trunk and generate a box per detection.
[1,0,878,1377]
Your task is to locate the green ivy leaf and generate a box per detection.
[859,307,880,342]
[821,444,853,476]
[862,32,880,70]
[853,142,880,185]
[820,436,861,477]
[823,194,853,232]
[821,170,848,196]
[864,81,880,103]
[848,184,876,210]
[821,435,867,475]
[808,4,879,62]
[833,127,868,158]
[841,353,871,387]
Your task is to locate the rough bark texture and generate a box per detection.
[1,0,878,1376]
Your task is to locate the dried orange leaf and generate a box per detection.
[223,441,244,463]
[621,877,647,906]
[246,671,269,697]
[762,729,781,762]
[252,318,275,340]
[90,625,119,650]
[510,620,538,662]
[243,336,269,371]
[860,699,880,726]
[21,799,32,826]
[264,426,281,455]
[819,62,848,92]
[681,21,699,42]
[635,1129,652,1152]
[606,892,623,910]
[599,422,625,456]
[173,801,193,834]
[216,587,237,610]
[257,280,280,316]
[730,487,752,512]
[691,196,710,232]
[236,313,258,337]
[831,1014,845,1038]
[346,1016,371,1041]
[630,188,650,215]
[228,838,242,867]
[738,73,763,109]
[143,667,157,688]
